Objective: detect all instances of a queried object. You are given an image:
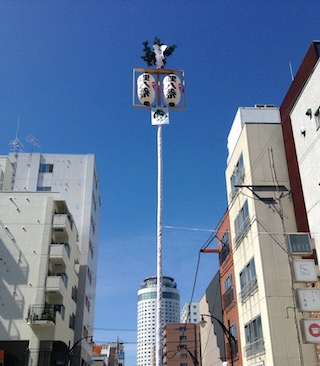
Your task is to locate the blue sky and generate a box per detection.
[0,1,319,365]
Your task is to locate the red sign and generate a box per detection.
[0,350,4,361]
[309,323,320,337]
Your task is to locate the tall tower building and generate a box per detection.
[137,276,180,366]
[0,153,100,366]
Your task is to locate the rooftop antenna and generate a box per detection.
[26,133,40,152]
[9,116,23,154]
[289,62,294,82]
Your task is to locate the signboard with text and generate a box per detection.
[302,319,320,343]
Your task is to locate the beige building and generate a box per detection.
[225,106,318,365]
[199,291,221,366]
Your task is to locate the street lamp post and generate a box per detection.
[200,314,236,366]
[177,345,199,366]
[67,336,93,366]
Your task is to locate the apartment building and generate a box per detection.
[0,153,101,366]
[180,302,200,324]
[225,105,317,365]
[0,192,80,365]
[163,323,200,366]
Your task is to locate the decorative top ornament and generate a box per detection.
[141,37,177,69]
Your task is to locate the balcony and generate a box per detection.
[49,244,69,270]
[46,274,68,300]
[244,338,264,357]
[52,214,73,243]
[27,304,56,325]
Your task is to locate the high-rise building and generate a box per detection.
[0,153,101,366]
[180,302,200,324]
[137,276,180,366]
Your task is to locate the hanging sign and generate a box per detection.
[151,106,169,125]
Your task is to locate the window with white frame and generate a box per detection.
[230,154,244,199]
[234,200,250,245]
[244,315,264,357]
[239,257,257,302]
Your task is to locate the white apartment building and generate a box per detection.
[180,302,200,324]
[225,106,317,366]
[0,153,101,366]
[0,191,80,365]
[137,276,180,366]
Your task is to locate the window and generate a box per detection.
[69,313,76,330]
[224,274,233,291]
[178,326,187,331]
[244,316,264,357]
[83,325,89,338]
[91,215,96,234]
[58,273,68,288]
[223,274,234,309]
[230,154,244,199]
[220,230,230,264]
[87,267,92,284]
[72,286,78,302]
[54,304,65,320]
[315,107,320,130]
[239,258,257,302]
[85,295,91,312]
[180,354,187,359]
[64,243,71,258]
[89,240,94,259]
[39,163,54,173]
[234,200,250,245]
[92,192,97,212]
[37,186,51,191]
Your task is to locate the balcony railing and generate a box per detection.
[220,244,230,264]
[244,338,265,357]
[239,276,258,303]
[234,216,250,247]
[27,304,56,325]
[226,339,239,359]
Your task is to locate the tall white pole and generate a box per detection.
[156,123,163,366]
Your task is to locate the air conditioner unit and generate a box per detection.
[286,233,312,255]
